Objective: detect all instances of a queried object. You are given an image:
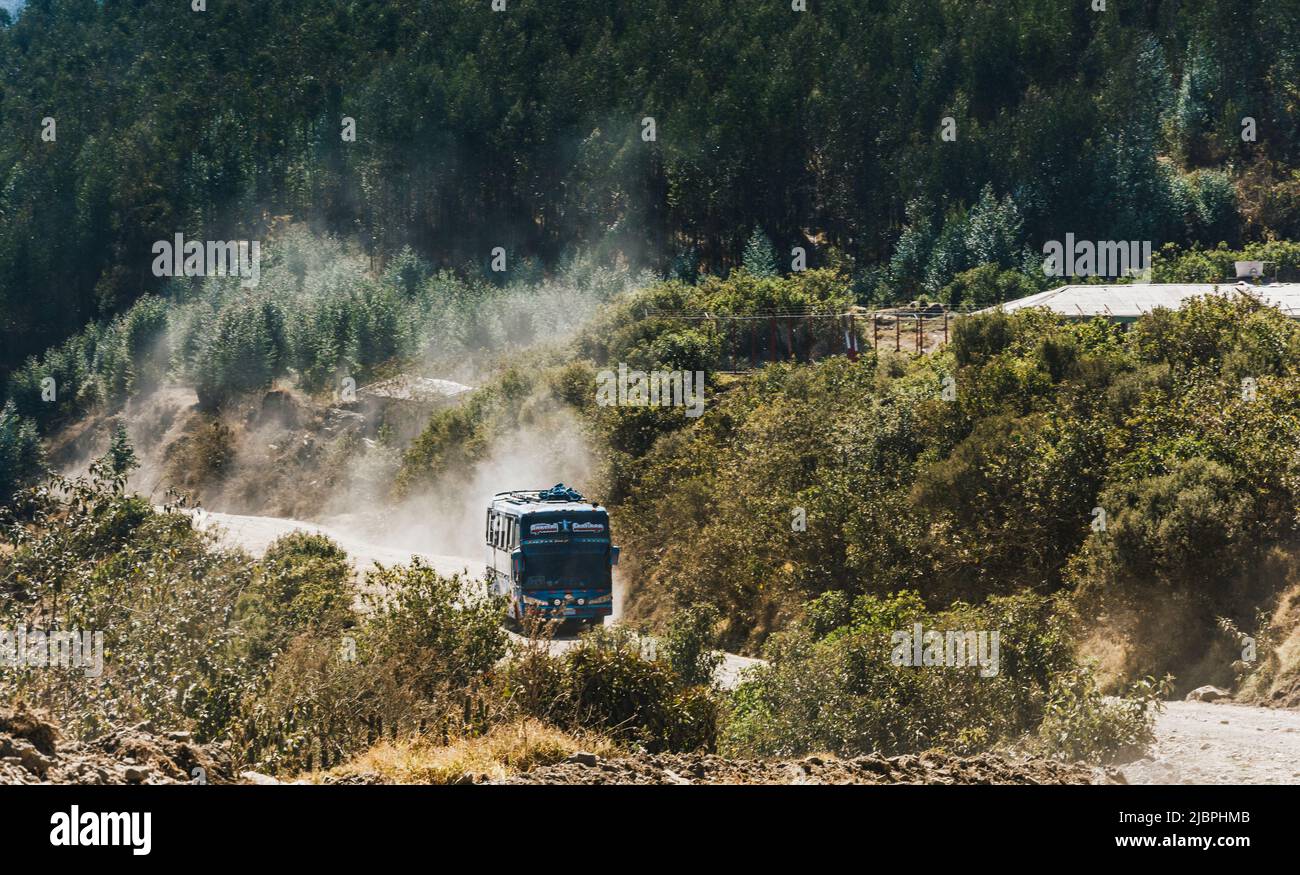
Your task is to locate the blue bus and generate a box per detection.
[485,484,619,629]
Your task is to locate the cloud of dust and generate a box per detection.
[51,231,644,568]
[119,384,203,502]
[319,405,596,563]
[53,326,199,502]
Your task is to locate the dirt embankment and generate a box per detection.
[51,382,396,521]
[0,707,235,785]
[496,750,1097,785]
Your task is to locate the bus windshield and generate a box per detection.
[521,543,608,590]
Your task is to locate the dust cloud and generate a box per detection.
[320,407,597,561]
[52,231,639,567]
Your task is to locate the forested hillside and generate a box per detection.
[6,0,1300,787]
[4,0,1300,380]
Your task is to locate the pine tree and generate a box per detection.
[0,400,45,501]
[104,423,138,478]
[742,229,778,278]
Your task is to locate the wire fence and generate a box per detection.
[641,306,954,371]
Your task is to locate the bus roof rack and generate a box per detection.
[491,484,591,505]
[537,483,584,502]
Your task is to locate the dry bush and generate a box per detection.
[320,719,618,784]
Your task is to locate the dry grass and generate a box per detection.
[315,719,620,784]
[1239,581,1300,706]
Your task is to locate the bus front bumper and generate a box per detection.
[517,593,613,620]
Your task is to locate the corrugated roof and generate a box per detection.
[981,282,1300,319]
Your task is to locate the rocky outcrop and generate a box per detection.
[0,707,235,785]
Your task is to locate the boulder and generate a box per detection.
[1185,685,1231,702]
[240,771,282,786]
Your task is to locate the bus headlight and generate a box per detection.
[577,598,585,605]
[553,598,562,606]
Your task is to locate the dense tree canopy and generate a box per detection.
[3,0,1300,382]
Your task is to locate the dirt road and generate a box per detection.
[190,509,475,581]
[189,511,1299,781]
[191,510,762,689]
[1118,700,1300,785]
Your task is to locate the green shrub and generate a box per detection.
[6,330,99,427]
[663,604,724,688]
[235,533,356,663]
[940,263,1043,311]
[505,625,718,753]
[1035,667,1170,763]
[720,591,1080,758]
[951,309,1016,366]
[99,295,171,403]
[0,401,45,503]
[1089,457,1251,592]
[0,466,253,740]
[1,467,513,773]
[576,269,853,373]
[239,560,508,774]
[563,628,715,751]
[358,561,508,694]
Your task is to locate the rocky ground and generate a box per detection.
[1116,699,1300,785]
[0,706,235,785]
[495,750,1099,785]
[13,698,1299,785]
